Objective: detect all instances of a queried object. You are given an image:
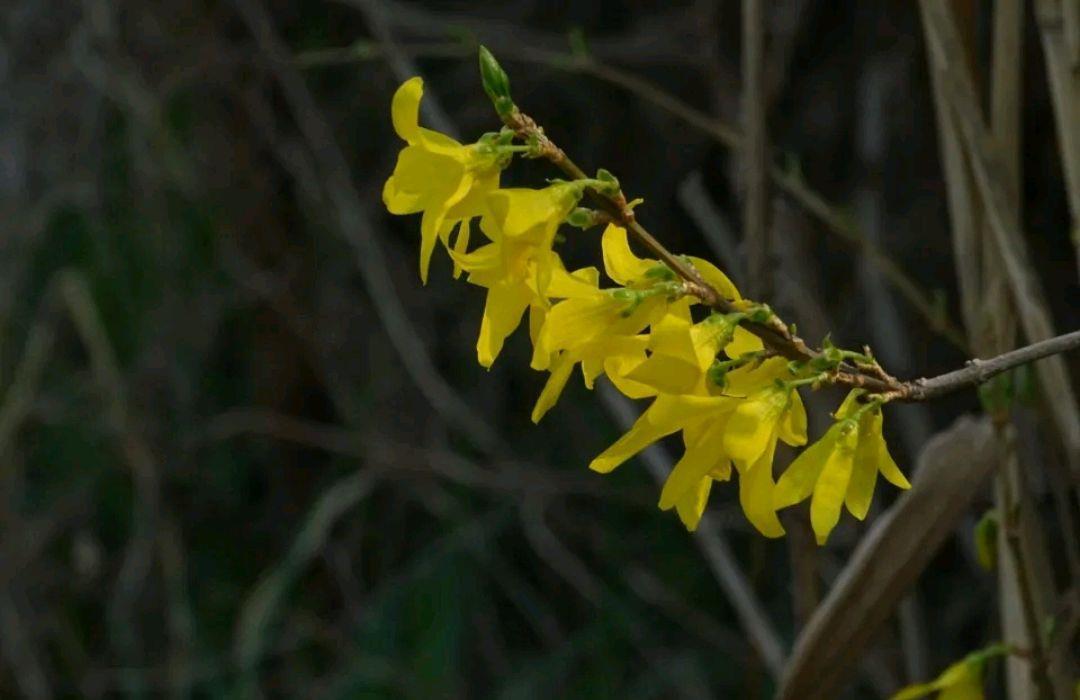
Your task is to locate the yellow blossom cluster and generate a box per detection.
[383,76,910,544]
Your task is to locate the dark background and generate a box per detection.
[0,1,1076,697]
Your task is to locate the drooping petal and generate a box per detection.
[476,283,532,368]
[675,477,713,531]
[450,219,471,279]
[419,172,470,284]
[601,224,654,285]
[874,418,911,490]
[846,412,881,520]
[390,76,423,143]
[589,394,707,474]
[660,417,729,510]
[529,302,553,371]
[531,352,578,423]
[738,438,785,538]
[809,423,859,545]
[778,388,808,446]
[774,425,838,510]
[834,389,864,419]
[890,658,984,700]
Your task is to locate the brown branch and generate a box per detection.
[904,330,1080,401]
[501,105,903,395]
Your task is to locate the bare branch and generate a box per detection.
[905,330,1080,401]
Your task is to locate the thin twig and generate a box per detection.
[906,330,1080,401]
[741,0,771,300]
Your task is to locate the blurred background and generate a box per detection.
[0,0,1076,697]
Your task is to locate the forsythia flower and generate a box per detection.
[383,77,503,283]
[530,224,756,422]
[452,183,589,367]
[774,389,910,544]
[590,303,804,535]
[890,655,986,700]
[719,367,808,537]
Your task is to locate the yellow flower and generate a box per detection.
[590,355,802,536]
[452,184,587,368]
[715,362,807,537]
[529,225,684,421]
[382,77,503,283]
[891,656,985,700]
[773,389,910,544]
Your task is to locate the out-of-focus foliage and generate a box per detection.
[0,1,1075,698]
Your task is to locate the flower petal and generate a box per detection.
[778,388,808,446]
[846,413,881,520]
[589,395,705,474]
[659,417,729,510]
[391,76,423,143]
[724,387,786,465]
[738,439,785,538]
[863,406,911,490]
[687,256,741,301]
[487,186,575,240]
[382,173,425,214]
[531,352,577,423]
[450,219,471,279]
[774,425,838,510]
[541,296,616,351]
[675,477,713,531]
[810,424,858,545]
[476,283,532,368]
[724,326,764,358]
[602,224,654,285]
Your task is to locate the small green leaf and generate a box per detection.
[978,373,1013,414]
[1013,363,1036,406]
[974,509,999,571]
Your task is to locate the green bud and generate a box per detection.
[478,46,514,117]
[747,304,773,324]
[595,168,621,194]
[644,264,676,281]
[566,208,596,229]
